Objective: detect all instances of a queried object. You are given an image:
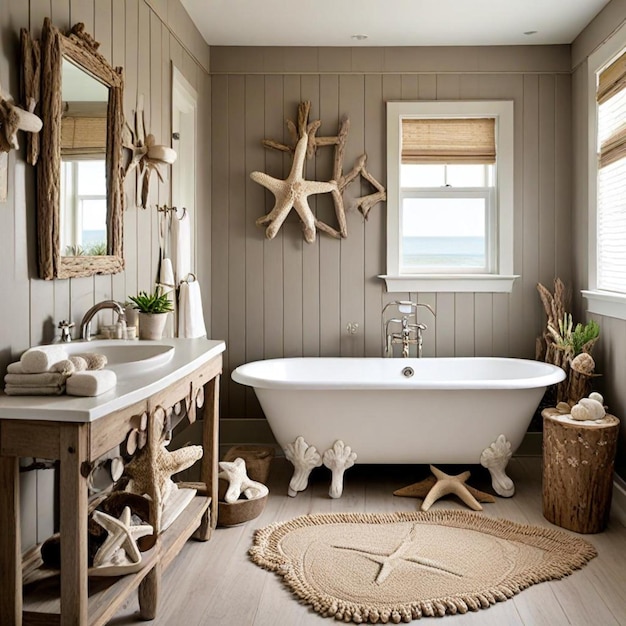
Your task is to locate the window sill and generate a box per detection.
[582,290,626,320]
[379,274,519,293]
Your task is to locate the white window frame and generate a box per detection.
[582,21,626,320]
[381,100,517,293]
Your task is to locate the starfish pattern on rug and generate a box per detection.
[124,406,203,532]
[251,134,338,243]
[91,506,153,569]
[415,465,484,512]
[333,524,463,585]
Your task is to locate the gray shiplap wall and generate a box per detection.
[0,0,211,548]
[210,46,573,445]
[572,0,626,478]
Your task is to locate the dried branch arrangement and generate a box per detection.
[536,278,600,404]
[252,101,386,243]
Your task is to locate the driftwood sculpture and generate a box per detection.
[253,101,386,242]
[536,278,600,404]
[0,81,42,154]
[123,95,177,208]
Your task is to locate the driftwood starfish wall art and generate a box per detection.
[251,101,386,243]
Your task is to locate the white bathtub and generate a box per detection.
[232,357,565,498]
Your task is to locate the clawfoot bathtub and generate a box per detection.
[232,357,565,498]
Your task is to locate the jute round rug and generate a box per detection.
[249,510,597,624]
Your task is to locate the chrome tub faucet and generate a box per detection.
[382,301,435,358]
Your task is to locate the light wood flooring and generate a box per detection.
[110,457,626,626]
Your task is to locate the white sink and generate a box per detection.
[64,340,175,376]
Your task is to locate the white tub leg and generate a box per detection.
[322,440,357,499]
[480,434,515,497]
[284,436,322,497]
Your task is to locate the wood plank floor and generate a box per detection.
[109,457,626,626]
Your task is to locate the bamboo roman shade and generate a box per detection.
[401,118,496,164]
[61,116,107,155]
[597,50,626,169]
[596,48,626,293]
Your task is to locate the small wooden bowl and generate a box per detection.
[217,494,268,527]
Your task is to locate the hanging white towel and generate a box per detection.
[178,279,207,338]
[159,257,176,338]
[171,208,191,285]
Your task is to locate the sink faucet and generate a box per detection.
[80,300,126,341]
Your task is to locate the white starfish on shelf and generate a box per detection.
[92,506,153,569]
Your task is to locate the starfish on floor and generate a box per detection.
[394,465,494,512]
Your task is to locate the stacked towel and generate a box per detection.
[4,372,67,396]
[4,349,107,396]
[178,279,207,338]
[66,370,117,397]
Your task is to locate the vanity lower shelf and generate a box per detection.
[22,495,211,626]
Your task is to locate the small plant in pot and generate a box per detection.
[128,287,174,340]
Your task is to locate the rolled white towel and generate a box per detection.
[6,361,25,374]
[66,370,117,397]
[20,346,69,373]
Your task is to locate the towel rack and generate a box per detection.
[180,272,196,284]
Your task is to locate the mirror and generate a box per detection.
[25,19,125,279]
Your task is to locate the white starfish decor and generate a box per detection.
[251,134,338,243]
[91,506,153,574]
[420,465,483,512]
[218,457,269,503]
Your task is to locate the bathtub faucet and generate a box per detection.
[382,301,435,358]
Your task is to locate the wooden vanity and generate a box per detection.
[0,338,224,625]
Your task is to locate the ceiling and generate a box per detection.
[181,0,611,47]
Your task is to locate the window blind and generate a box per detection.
[401,118,495,164]
[597,49,626,292]
[61,116,107,155]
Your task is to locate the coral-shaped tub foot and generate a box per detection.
[480,434,514,497]
[322,440,357,499]
[284,436,322,497]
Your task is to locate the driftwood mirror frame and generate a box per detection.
[24,18,125,279]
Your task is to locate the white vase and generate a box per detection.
[138,312,169,340]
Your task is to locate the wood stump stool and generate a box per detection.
[542,408,619,534]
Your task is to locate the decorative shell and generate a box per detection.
[570,395,606,421]
[570,352,595,375]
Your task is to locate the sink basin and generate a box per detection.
[64,340,174,376]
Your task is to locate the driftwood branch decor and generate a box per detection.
[0,80,42,154]
[122,95,177,209]
[536,278,600,405]
[252,101,386,242]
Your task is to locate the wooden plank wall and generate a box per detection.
[210,46,573,446]
[0,0,210,549]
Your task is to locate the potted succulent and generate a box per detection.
[128,287,174,340]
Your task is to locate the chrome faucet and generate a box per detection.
[79,300,126,341]
[382,301,435,358]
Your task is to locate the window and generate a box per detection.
[583,25,626,320]
[60,159,107,256]
[382,101,517,293]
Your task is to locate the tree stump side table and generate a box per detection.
[542,408,620,534]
